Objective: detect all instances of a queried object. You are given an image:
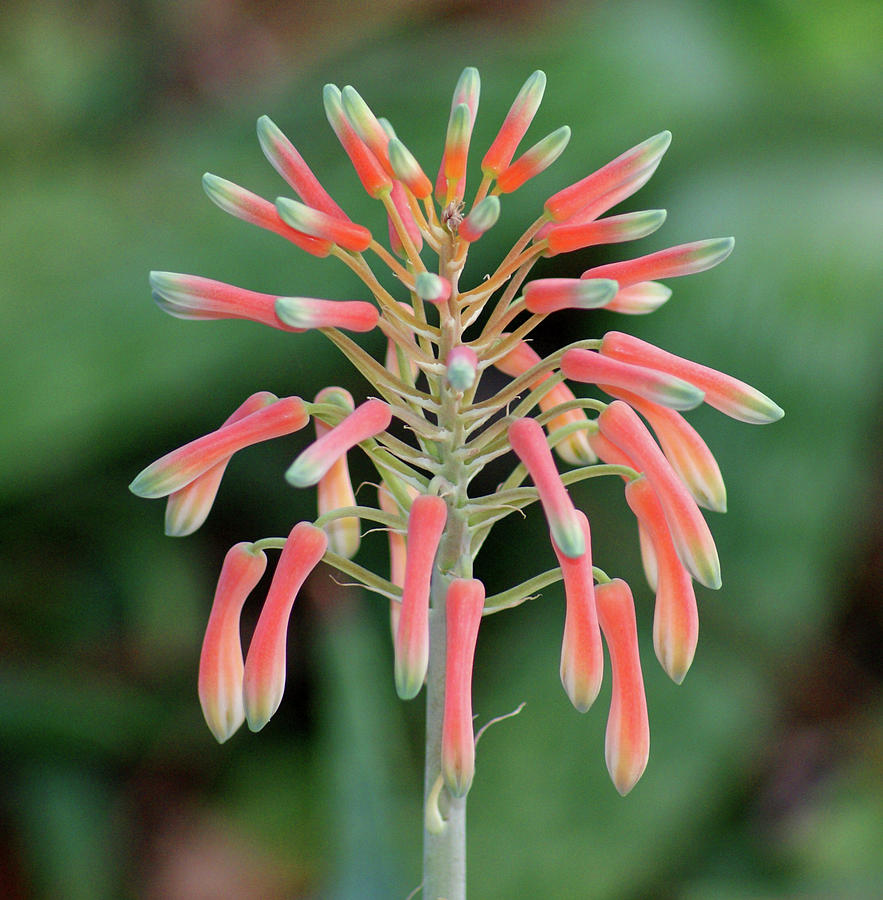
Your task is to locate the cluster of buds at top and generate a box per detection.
[133,67,782,797]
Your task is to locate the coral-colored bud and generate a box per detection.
[378,482,408,639]
[582,237,735,289]
[275,196,372,253]
[457,196,500,243]
[598,401,721,589]
[255,115,349,220]
[508,417,585,559]
[595,578,650,795]
[286,399,392,488]
[414,272,452,305]
[444,103,473,185]
[544,131,672,223]
[605,387,726,512]
[323,84,392,198]
[638,520,659,593]
[482,69,546,177]
[202,173,332,257]
[495,126,571,194]
[561,349,704,411]
[388,137,433,199]
[130,397,309,499]
[341,85,393,175]
[552,512,603,712]
[314,388,360,559]
[387,180,423,257]
[165,391,277,536]
[150,272,302,331]
[242,523,327,730]
[545,209,666,256]
[625,476,698,683]
[441,578,485,797]
[600,332,784,424]
[274,296,379,332]
[198,542,267,742]
[445,345,479,391]
[523,278,619,314]
[605,281,672,315]
[395,495,448,699]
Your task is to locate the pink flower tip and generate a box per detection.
[458,196,500,243]
[275,196,372,253]
[495,125,571,194]
[274,296,379,332]
[523,277,619,314]
[482,69,546,177]
[445,346,479,391]
[414,272,452,305]
[387,137,433,199]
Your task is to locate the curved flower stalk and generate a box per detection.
[133,67,782,899]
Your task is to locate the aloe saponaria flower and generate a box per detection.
[132,67,782,803]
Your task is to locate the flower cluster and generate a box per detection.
[132,67,782,797]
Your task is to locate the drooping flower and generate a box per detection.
[394,494,448,699]
[441,578,485,797]
[595,578,650,795]
[242,522,328,731]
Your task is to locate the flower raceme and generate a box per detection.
[132,68,781,801]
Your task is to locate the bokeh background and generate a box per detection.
[2,0,881,897]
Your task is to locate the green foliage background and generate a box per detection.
[1,1,881,897]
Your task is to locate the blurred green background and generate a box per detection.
[2,0,881,897]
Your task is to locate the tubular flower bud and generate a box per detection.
[286,399,392,488]
[508,417,585,559]
[414,272,452,305]
[275,196,372,253]
[457,196,500,243]
[387,137,433,199]
[561,349,705,411]
[605,281,672,315]
[198,542,268,743]
[202,173,332,257]
[387,181,423,257]
[323,84,392,198]
[150,272,302,331]
[544,130,672,223]
[523,277,619,314]
[436,67,480,201]
[604,386,726,512]
[341,85,394,175]
[314,388,360,559]
[394,495,448,699]
[495,126,571,194]
[552,512,603,712]
[445,345,479,391]
[598,401,721,589]
[494,339,595,465]
[444,103,473,186]
[595,579,650,795]
[130,397,309,499]
[600,331,784,424]
[165,391,277,537]
[441,578,485,797]
[256,115,349,220]
[274,296,379,332]
[482,69,546,177]
[545,209,667,256]
[243,522,328,730]
[582,237,735,289]
[625,476,698,683]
